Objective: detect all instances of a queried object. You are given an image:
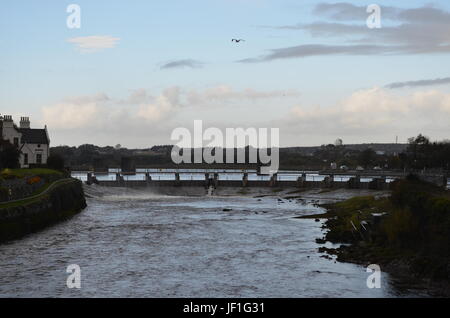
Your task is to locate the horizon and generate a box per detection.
[51,141,411,149]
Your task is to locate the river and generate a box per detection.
[0,186,432,297]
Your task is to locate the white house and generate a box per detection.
[0,115,50,168]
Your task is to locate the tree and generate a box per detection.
[407,134,431,169]
[0,139,20,169]
[47,154,65,170]
[358,148,376,169]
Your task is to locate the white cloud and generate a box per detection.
[67,35,120,53]
[42,101,101,129]
[42,88,180,131]
[286,87,450,138]
[39,85,302,146]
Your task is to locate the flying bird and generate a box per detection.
[232,39,245,43]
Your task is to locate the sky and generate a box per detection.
[1,0,450,148]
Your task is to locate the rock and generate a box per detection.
[316,238,327,244]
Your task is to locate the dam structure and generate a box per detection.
[69,169,441,191]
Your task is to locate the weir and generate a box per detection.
[82,171,400,190]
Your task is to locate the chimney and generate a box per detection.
[20,116,30,129]
[2,115,14,129]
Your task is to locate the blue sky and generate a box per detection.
[1,0,450,147]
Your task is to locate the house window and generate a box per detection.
[36,154,42,164]
[24,153,28,165]
[13,137,19,147]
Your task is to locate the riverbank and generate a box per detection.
[0,171,87,243]
[299,176,450,296]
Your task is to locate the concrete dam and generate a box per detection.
[72,170,436,191]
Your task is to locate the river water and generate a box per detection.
[0,186,431,297]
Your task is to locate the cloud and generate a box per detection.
[41,85,297,131]
[385,77,450,89]
[43,89,181,130]
[186,85,300,104]
[238,44,398,63]
[42,101,101,130]
[39,85,302,147]
[160,59,204,70]
[283,87,450,138]
[242,4,450,62]
[67,35,120,52]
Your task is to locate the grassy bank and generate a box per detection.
[302,175,450,293]
[0,168,66,202]
[0,168,64,179]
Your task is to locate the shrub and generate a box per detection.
[0,140,20,169]
[47,154,65,170]
[381,207,418,248]
[0,186,9,201]
[0,169,17,180]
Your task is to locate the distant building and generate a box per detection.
[0,115,50,168]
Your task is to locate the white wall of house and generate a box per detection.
[20,143,50,168]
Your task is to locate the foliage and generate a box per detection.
[49,135,450,171]
[0,169,18,180]
[403,134,450,169]
[47,154,65,170]
[358,148,376,168]
[323,178,450,281]
[0,139,20,169]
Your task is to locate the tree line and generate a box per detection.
[1,135,449,171]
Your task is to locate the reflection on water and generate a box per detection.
[0,187,432,297]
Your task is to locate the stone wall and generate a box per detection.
[0,179,86,243]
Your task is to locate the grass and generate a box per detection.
[0,193,51,210]
[298,195,391,221]
[307,178,450,285]
[0,168,63,179]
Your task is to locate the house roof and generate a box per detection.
[19,128,49,145]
